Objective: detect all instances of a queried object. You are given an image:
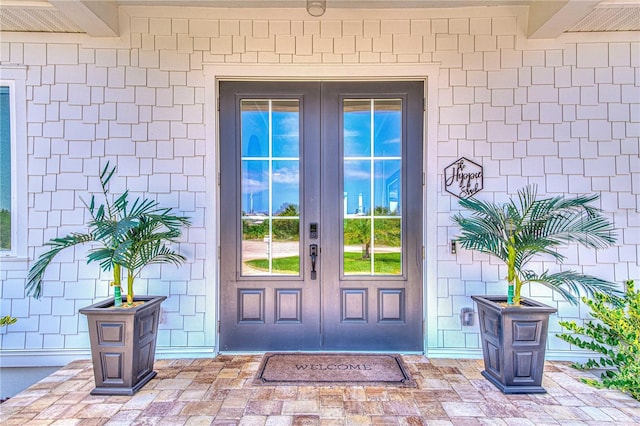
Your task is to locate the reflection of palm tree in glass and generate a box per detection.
[344,218,371,259]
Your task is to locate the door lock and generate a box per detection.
[309,244,318,280]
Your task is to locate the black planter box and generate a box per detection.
[80,295,166,396]
[472,295,557,394]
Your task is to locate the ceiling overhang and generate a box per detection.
[48,0,119,37]
[0,0,638,39]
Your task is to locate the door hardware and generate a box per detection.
[309,244,318,280]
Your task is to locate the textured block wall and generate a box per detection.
[0,7,638,359]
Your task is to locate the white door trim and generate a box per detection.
[203,63,441,354]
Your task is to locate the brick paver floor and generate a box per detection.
[1,355,638,425]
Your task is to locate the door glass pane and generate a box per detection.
[241,100,269,157]
[343,218,371,274]
[343,98,402,276]
[272,100,300,157]
[374,160,400,216]
[374,99,402,157]
[241,99,300,276]
[373,218,401,274]
[242,160,268,215]
[272,160,299,214]
[343,160,370,215]
[343,100,371,157]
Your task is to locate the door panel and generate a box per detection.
[219,82,321,351]
[219,81,423,351]
[321,82,423,351]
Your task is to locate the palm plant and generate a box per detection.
[451,185,619,305]
[27,162,191,305]
[111,213,189,305]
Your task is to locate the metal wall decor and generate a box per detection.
[444,157,483,199]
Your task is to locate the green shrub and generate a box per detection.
[556,280,639,401]
[0,315,17,327]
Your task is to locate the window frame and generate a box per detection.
[1,66,28,261]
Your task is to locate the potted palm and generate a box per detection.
[26,162,191,395]
[451,185,619,394]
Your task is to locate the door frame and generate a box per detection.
[204,63,440,354]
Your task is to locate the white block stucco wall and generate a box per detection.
[0,6,638,365]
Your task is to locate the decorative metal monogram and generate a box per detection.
[444,157,483,199]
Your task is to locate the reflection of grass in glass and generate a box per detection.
[245,257,300,274]
[344,252,401,274]
[245,252,400,275]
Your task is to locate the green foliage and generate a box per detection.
[0,209,10,250]
[343,218,371,258]
[27,162,191,302]
[0,315,17,327]
[277,203,299,217]
[451,184,619,305]
[243,219,269,240]
[242,204,300,241]
[343,215,401,260]
[556,280,639,401]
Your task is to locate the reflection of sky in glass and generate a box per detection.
[241,160,268,215]
[0,86,11,212]
[344,100,371,157]
[344,99,402,218]
[241,100,300,216]
[241,160,299,215]
[272,160,299,214]
[241,100,300,158]
[344,160,371,215]
[240,98,402,218]
[374,100,401,157]
[241,100,269,157]
[374,160,400,215]
[272,101,299,157]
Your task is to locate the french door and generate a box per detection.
[219,81,423,351]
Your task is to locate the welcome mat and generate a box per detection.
[254,353,415,387]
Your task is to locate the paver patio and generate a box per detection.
[1,355,638,425]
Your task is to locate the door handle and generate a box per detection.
[309,244,318,280]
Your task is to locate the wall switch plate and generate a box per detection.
[460,307,474,326]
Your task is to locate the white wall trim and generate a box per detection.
[204,63,441,81]
[203,63,441,354]
[123,5,529,20]
[203,68,219,350]
[0,66,28,262]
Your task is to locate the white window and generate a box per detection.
[0,84,11,252]
[1,67,27,260]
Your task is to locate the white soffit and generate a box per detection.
[568,2,640,32]
[0,1,84,33]
[527,0,602,39]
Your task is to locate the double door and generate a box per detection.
[219,81,423,351]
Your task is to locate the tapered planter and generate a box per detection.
[80,295,166,396]
[471,295,557,394]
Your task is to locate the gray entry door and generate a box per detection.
[219,81,423,351]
